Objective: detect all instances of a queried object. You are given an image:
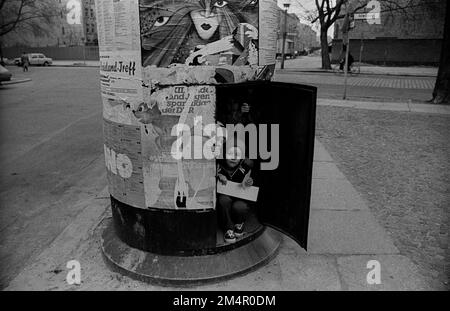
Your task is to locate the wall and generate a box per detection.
[2,46,99,61]
[331,0,445,66]
[331,38,442,66]
[334,0,445,41]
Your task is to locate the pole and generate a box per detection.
[343,40,350,99]
[358,31,363,74]
[341,8,353,100]
[83,42,86,65]
[281,7,288,69]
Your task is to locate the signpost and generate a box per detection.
[342,11,351,100]
[280,0,292,69]
[341,1,382,99]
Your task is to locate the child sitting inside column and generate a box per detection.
[217,143,255,244]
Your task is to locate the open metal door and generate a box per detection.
[216,81,316,250]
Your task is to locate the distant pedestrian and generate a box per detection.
[339,45,354,71]
[21,52,29,72]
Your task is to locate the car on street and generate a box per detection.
[0,65,12,82]
[14,53,53,66]
[28,53,53,66]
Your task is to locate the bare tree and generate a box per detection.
[306,0,366,69]
[432,1,449,104]
[0,0,62,37]
[308,0,448,104]
[0,0,64,63]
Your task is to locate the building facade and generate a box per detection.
[297,23,320,52]
[82,0,98,46]
[275,8,319,57]
[276,8,300,57]
[331,0,445,66]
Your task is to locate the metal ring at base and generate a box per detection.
[101,219,282,286]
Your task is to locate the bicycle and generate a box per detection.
[332,62,360,75]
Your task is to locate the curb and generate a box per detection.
[317,98,450,115]
[276,69,437,78]
[50,64,99,68]
[0,78,32,85]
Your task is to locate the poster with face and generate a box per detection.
[139,0,259,69]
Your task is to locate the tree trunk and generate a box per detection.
[432,0,449,105]
[320,28,331,69]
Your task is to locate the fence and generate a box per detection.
[2,46,99,61]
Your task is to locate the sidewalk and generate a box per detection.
[36,57,440,78]
[318,98,450,115]
[51,60,99,67]
[277,55,438,77]
[4,138,431,291]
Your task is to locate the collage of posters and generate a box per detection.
[96,0,278,210]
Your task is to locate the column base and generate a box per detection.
[101,220,282,286]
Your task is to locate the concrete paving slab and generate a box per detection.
[314,140,334,162]
[378,103,411,112]
[410,104,450,115]
[274,237,342,291]
[197,238,341,291]
[337,255,432,290]
[312,162,347,180]
[311,179,368,211]
[196,237,341,291]
[308,210,399,255]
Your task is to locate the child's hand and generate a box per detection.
[218,174,227,185]
[242,177,253,188]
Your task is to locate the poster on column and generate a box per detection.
[96,0,141,52]
[258,0,278,66]
[140,85,217,210]
[95,0,144,125]
[139,0,264,85]
[100,51,143,125]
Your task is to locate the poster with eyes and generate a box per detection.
[138,0,277,84]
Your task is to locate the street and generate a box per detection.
[0,65,448,290]
[0,66,105,288]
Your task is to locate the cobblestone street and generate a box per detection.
[278,71,435,89]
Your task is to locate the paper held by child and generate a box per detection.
[217,181,259,202]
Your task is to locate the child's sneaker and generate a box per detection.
[234,223,245,237]
[224,230,236,243]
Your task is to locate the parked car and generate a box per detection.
[0,65,12,82]
[27,53,53,66]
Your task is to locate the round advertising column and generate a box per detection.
[96,0,283,284]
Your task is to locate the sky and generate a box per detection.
[277,0,336,37]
